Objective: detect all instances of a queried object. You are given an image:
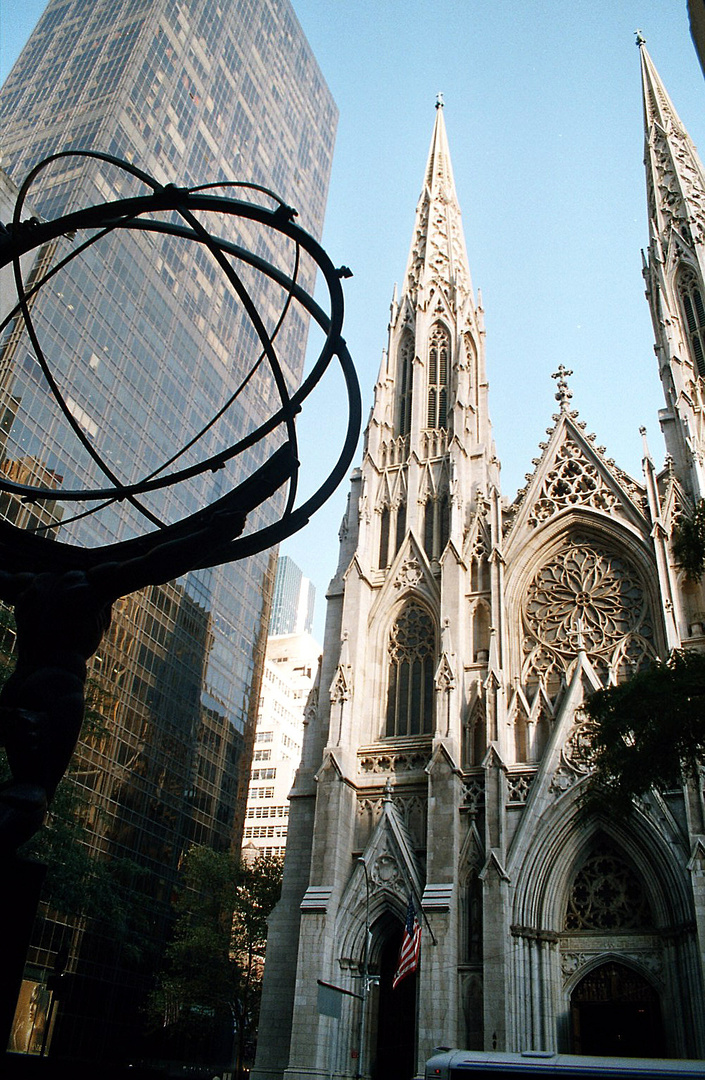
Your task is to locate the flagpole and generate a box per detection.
[414,944,421,1079]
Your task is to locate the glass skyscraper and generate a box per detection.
[269,554,315,635]
[0,0,336,1062]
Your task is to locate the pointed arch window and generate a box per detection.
[678,267,705,378]
[439,491,450,552]
[422,489,450,562]
[423,497,434,559]
[427,323,449,430]
[385,601,436,737]
[395,500,406,554]
[379,505,391,569]
[397,334,414,437]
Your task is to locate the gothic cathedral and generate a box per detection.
[253,42,705,1079]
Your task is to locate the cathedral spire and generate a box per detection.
[640,41,705,499]
[361,103,497,590]
[640,39,705,250]
[401,98,475,312]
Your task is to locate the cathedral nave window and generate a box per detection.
[385,601,436,737]
[678,267,705,378]
[427,322,449,430]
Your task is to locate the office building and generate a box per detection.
[254,46,705,1080]
[0,0,336,1062]
[242,630,320,861]
[269,554,315,636]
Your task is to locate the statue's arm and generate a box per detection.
[90,508,247,600]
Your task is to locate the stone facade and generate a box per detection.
[254,48,705,1080]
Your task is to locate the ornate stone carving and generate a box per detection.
[356,792,427,852]
[650,122,705,248]
[371,852,402,890]
[358,748,430,774]
[527,437,622,527]
[462,775,485,813]
[506,771,535,804]
[393,557,423,591]
[562,715,598,775]
[523,537,656,694]
[560,948,663,981]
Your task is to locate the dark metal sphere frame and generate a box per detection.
[0,150,361,571]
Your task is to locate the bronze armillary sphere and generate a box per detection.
[0,151,361,850]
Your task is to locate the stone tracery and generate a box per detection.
[528,438,620,527]
[565,841,653,932]
[522,536,656,695]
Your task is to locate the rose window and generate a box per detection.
[522,538,655,692]
[565,841,653,931]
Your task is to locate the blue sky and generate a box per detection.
[1,2,704,643]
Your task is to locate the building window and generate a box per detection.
[427,323,449,429]
[423,498,434,559]
[395,500,406,554]
[423,490,450,561]
[564,839,653,932]
[679,267,705,378]
[397,333,414,437]
[379,505,391,569]
[385,601,436,737]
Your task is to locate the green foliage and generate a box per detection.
[585,649,705,811]
[148,845,283,1071]
[672,498,705,581]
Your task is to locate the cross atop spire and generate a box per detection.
[552,365,574,411]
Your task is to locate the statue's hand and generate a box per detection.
[205,506,247,539]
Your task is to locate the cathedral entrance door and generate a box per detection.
[570,961,665,1057]
[373,928,417,1080]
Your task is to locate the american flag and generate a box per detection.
[392,895,421,989]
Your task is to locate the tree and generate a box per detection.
[147,845,283,1075]
[584,499,705,809]
[585,649,705,811]
[673,498,705,581]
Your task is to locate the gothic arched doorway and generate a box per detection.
[372,927,417,1080]
[570,961,665,1057]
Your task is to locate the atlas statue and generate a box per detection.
[0,150,361,852]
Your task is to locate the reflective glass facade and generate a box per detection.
[0,0,336,1061]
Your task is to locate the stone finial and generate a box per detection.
[435,92,445,110]
[551,365,574,411]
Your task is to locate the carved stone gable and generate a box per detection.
[527,435,635,527]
